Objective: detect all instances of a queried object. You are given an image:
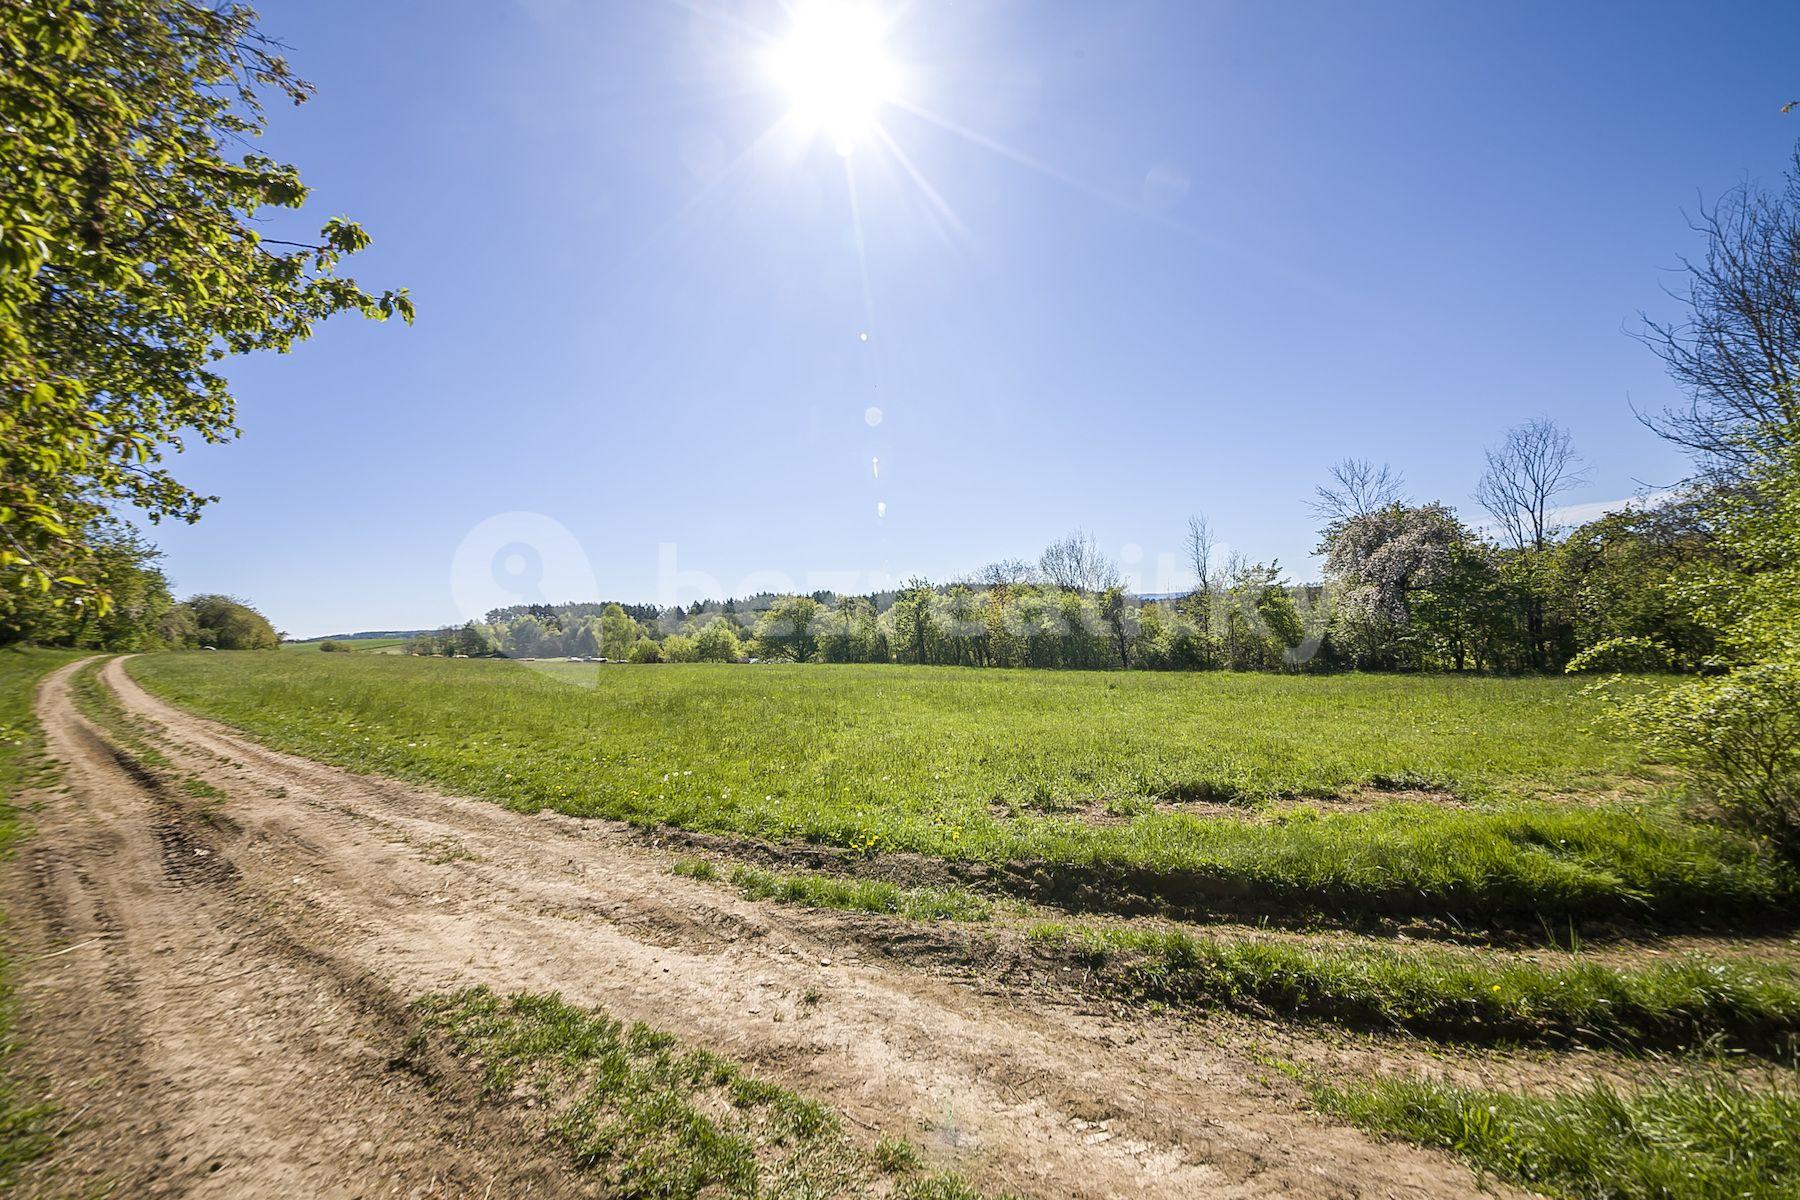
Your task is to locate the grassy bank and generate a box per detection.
[674,852,1800,1051]
[412,986,990,1198]
[1312,1070,1800,1200]
[1035,924,1800,1052]
[0,648,86,1188]
[124,654,1793,928]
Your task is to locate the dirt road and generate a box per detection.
[3,657,1499,1198]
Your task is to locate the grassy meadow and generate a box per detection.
[127,653,1793,928]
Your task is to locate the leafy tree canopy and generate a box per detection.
[0,1,410,613]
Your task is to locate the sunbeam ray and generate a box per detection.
[872,122,970,246]
[656,0,779,48]
[891,97,1209,242]
[626,116,795,268]
[843,152,881,357]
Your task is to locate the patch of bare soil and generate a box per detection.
[1313,787,1470,812]
[3,657,1530,1198]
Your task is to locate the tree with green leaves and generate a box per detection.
[691,616,743,663]
[164,593,277,649]
[1552,501,1719,671]
[1600,444,1800,853]
[1,1,410,618]
[0,518,170,648]
[889,579,934,665]
[1594,140,1800,857]
[598,604,639,661]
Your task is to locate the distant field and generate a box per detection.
[126,654,1792,926]
[279,637,407,654]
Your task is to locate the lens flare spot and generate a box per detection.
[858,331,869,342]
[871,456,880,477]
[876,501,887,518]
[864,405,883,427]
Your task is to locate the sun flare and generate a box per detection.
[766,1,898,154]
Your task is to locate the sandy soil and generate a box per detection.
[2,656,1518,1199]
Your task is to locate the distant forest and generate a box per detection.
[406,442,1710,676]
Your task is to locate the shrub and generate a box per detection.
[165,594,279,650]
[1609,662,1800,856]
[626,639,663,664]
[318,640,347,653]
[661,634,699,663]
[1566,635,1674,674]
[692,619,743,662]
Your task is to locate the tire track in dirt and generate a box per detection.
[7,656,1511,1198]
[4,659,600,1199]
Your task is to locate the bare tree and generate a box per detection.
[1184,514,1215,594]
[1635,149,1800,474]
[1039,529,1120,593]
[1475,418,1587,552]
[1183,513,1217,632]
[976,558,1038,589]
[1310,458,1407,523]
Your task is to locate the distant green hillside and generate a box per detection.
[280,636,408,654]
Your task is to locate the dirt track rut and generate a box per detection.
[3,656,1501,1198]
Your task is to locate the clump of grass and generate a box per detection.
[727,865,993,922]
[671,856,718,881]
[873,1136,922,1174]
[179,777,225,800]
[1031,923,1800,1052]
[412,986,989,1197]
[1311,1070,1800,1200]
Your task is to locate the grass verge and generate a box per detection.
[412,986,993,1198]
[1034,924,1800,1053]
[674,857,994,921]
[1311,1069,1800,1200]
[676,852,1800,1054]
[0,648,87,1189]
[125,655,1793,931]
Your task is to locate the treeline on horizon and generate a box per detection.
[404,444,1710,677]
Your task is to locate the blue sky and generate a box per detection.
[150,0,1800,637]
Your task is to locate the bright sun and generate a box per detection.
[767,2,898,154]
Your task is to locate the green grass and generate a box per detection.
[1312,1070,1800,1200]
[0,649,83,800]
[412,986,992,1198]
[126,654,1795,927]
[69,657,170,771]
[674,857,994,921]
[1032,923,1800,1052]
[0,647,87,1189]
